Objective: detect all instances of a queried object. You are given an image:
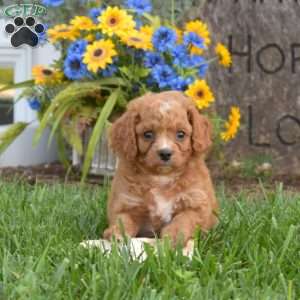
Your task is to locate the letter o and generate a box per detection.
[276,115,300,145]
[256,44,285,74]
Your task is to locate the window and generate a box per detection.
[0,66,14,125]
[0,44,33,124]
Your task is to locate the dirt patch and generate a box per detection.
[215,175,300,193]
[0,163,299,191]
[0,163,104,185]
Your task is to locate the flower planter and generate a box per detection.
[1,3,239,181]
[72,128,117,176]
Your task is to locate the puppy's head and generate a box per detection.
[110,91,212,174]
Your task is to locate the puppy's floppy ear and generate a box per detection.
[188,105,212,154]
[109,109,138,161]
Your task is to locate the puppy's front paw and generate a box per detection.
[103,225,122,240]
[160,223,188,246]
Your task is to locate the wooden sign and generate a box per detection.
[198,0,300,174]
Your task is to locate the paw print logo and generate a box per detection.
[5,16,45,48]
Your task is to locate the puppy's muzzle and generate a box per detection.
[157,148,173,162]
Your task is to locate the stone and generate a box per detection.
[192,0,300,175]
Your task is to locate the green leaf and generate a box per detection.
[81,89,120,182]
[0,80,34,93]
[119,67,132,80]
[47,100,82,147]
[53,258,70,288]
[89,77,127,87]
[34,97,74,146]
[61,122,83,155]
[120,66,150,81]
[136,67,150,78]
[143,13,161,28]
[278,225,296,265]
[0,122,29,154]
[33,79,125,146]
[34,238,52,273]
[117,92,128,108]
[56,129,70,169]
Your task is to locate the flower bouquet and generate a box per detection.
[0,0,240,181]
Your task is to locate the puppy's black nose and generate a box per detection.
[158,148,173,162]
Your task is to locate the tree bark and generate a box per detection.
[191,0,300,175]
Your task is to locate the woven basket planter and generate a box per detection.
[72,128,117,176]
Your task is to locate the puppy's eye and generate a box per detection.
[143,131,155,141]
[176,131,185,141]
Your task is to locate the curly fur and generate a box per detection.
[104,91,218,246]
[109,108,139,161]
[188,105,212,154]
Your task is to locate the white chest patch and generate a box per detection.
[151,175,175,186]
[150,191,173,224]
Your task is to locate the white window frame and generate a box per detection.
[0,44,35,123]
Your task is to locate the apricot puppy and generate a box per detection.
[103,91,218,245]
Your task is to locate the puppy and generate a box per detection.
[103,91,218,245]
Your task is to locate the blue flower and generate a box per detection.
[89,7,103,23]
[152,27,177,52]
[144,52,165,68]
[42,0,64,7]
[28,98,41,111]
[38,23,48,44]
[125,0,152,15]
[170,76,193,91]
[183,32,205,49]
[198,61,209,78]
[184,55,205,68]
[146,76,157,88]
[67,40,88,56]
[101,65,118,77]
[170,45,189,67]
[151,64,177,88]
[64,54,89,80]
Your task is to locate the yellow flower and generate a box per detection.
[98,6,135,37]
[185,20,210,54]
[185,20,211,46]
[190,46,204,55]
[185,80,214,110]
[215,43,232,67]
[47,24,79,43]
[85,33,95,42]
[174,27,183,43]
[220,106,241,141]
[121,29,152,51]
[140,25,154,37]
[83,40,117,73]
[32,65,63,85]
[70,16,97,31]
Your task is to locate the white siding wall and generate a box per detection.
[0,18,60,167]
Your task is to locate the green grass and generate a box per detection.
[0,181,299,300]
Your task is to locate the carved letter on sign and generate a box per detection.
[199,0,300,174]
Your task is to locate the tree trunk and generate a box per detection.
[191,0,300,175]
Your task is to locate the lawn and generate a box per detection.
[0,180,299,299]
